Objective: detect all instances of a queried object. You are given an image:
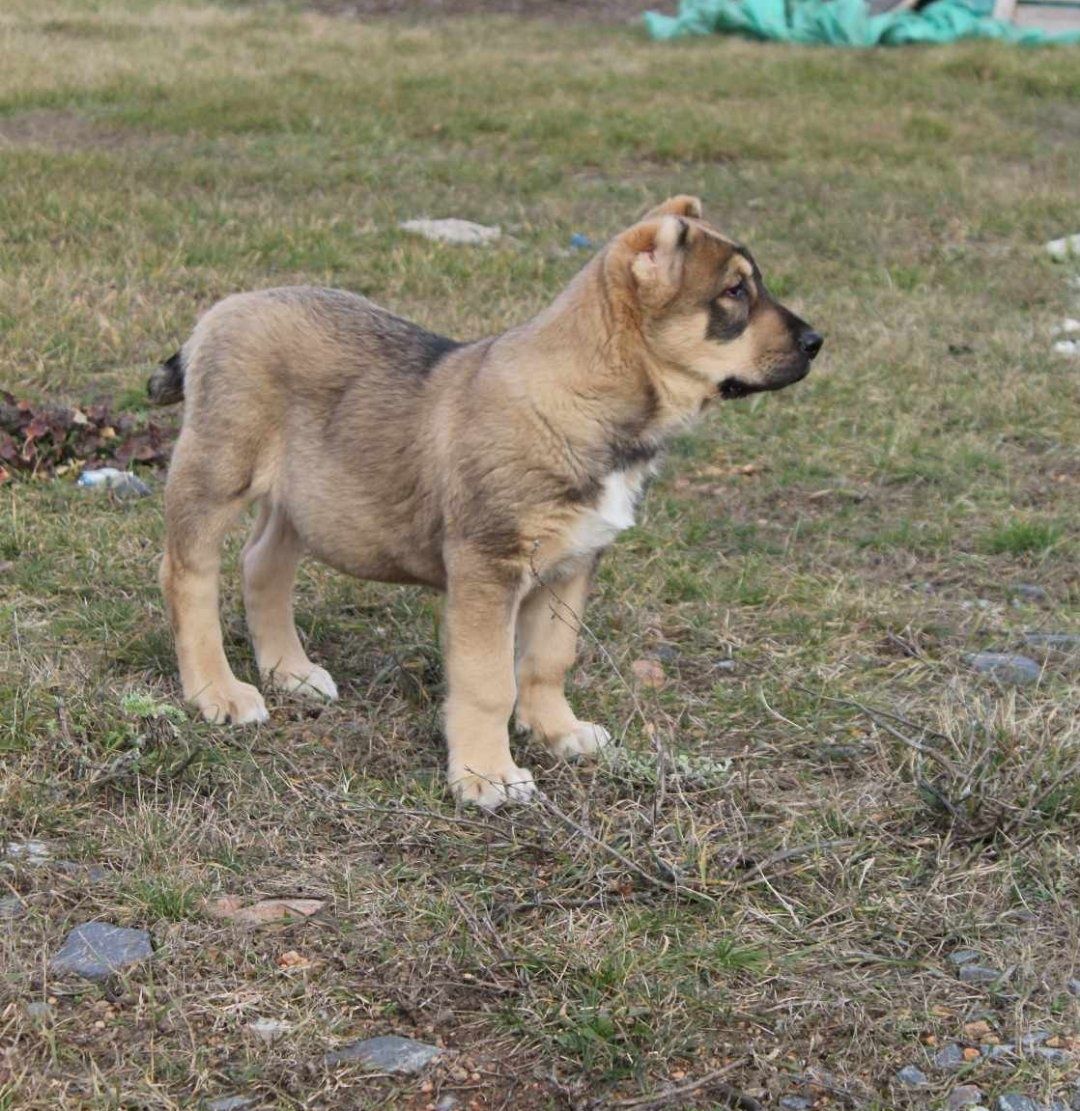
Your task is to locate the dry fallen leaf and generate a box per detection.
[631,658,666,690]
[276,949,314,970]
[208,896,325,927]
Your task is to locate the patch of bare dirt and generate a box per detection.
[0,108,136,153]
[304,0,675,24]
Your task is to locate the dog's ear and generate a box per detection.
[642,195,703,221]
[628,215,692,304]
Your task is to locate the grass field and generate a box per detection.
[1,2,1079,1108]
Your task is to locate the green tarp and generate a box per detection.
[643,0,1080,45]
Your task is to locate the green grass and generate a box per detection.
[1,2,1079,1109]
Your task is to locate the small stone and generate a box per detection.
[997,1096,1040,1111]
[50,922,152,981]
[324,1034,443,1074]
[715,658,736,672]
[1068,979,1080,996]
[6,840,50,866]
[779,1098,813,1110]
[949,949,983,967]
[1013,584,1049,603]
[1020,1031,1050,1048]
[950,1087,985,1110]
[207,1099,255,1111]
[959,964,1002,984]
[1035,1046,1070,1064]
[25,1001,53,1020]
[1053,339,1080,357]
[0,895,25,919]
[399,219,501,247]
[896,1065,930,1088]
[435,1098,459,1111]
[964,1020,995,1040]
[1023,633,1080,653]
[1045,233,1080,261]
[984,1043,1018,1061]
[936,1044,969,1070]
[966,653,1041,686]
[247,1018,291,1043]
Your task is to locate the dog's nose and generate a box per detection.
[798,330,823,359]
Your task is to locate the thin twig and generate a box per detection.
[607,1059,759,1110]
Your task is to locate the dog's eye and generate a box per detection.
[722,279,748,301]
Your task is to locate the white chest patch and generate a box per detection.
[569,470,642,557]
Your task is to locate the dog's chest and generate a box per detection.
[567,469,644,558]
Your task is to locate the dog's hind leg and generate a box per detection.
[160,434,269,725]
[514,568,611,761]
[242,502,337,701]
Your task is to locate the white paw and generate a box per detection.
[549,721,612,761]
[449,764,536,810]
[195,681,268,725]
[266,664,338,701]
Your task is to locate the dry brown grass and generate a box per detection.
[2,0,1079,1108]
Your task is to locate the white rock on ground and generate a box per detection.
[1053,340,1079,357]
[6,840,50,865]
[246,1019,292,1044]
[399,218,501,246]
[1045,233,1080,261]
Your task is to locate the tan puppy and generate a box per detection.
[150,196,821,808]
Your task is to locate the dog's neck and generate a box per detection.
[493,255,713,468]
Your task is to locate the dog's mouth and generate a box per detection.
[718,378,761,400]
[718,357,812,401]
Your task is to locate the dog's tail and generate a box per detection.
[148,350,185,406]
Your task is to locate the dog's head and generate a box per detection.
[611,196,821,401]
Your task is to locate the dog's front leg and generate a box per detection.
[514,568,611,760]
[443,559,534,809]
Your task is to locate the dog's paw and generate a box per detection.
[450,764,536,810]
[195,681,269,725]
[265,664,339,702]
[548,721,612,761]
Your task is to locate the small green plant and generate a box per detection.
[121,691,187,725]
[981,520,1062,556]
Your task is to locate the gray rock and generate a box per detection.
[984,1043,1018,1061]
[399,219,500,247]
[1023,633,1080,653]
[959,964,1002,984]
[0,895,25,919]
[1013,584,1049,603]
[997,1097,1041,1111]
[50,922,152,981]
[935,1044,970,1070]
[966,653,1041,686]
[25,1001,53,1020]
[779,1099,813,1111]
[324,1034,443,1074]
[1068,979,1080,996]
[207,1099,256,1111]
[434,1098,458,1111]
[950,1086,985,1109]
[1020,1031,1050,1048]
[895,1065,930,1088]
[948,949,983,966]
[1035,1047,1071,1064]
